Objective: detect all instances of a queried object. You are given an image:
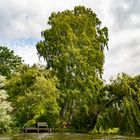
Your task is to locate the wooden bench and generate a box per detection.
[37,122,52,133]
[37,122,48,128]
[24,122,53,133]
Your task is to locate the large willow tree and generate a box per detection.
[36,6,108,129]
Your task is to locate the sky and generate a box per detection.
[0,0,140,81]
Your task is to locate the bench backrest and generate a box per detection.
[37,122,48,128]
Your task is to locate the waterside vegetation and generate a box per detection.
[0,6,140,134]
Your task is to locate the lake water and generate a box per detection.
[0,133,140,140]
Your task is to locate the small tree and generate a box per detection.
[0,46,22,78]
[5,65,60,128]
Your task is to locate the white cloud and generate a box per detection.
[103,27,140,81]
[0,0,81,40]
[14,45,38,65]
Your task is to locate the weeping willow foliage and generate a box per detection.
[94,73,140,134]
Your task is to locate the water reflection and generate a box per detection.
[1,133,140,140]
